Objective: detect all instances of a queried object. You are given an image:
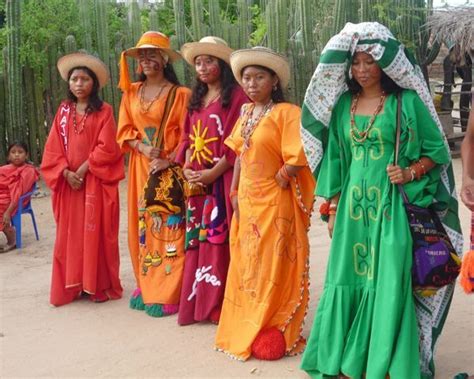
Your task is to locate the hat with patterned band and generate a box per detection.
[118,31,182,91]
[230,46,290,89]
[181,36,234,65]
[57,52,109,88]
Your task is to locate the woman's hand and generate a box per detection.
[328,214,335,238]
[187,169,216,186]
[140,144,161,159]
[64,169,83,190]
[149,158,170,174]
[461,176,474,211]
[2,211,11,227]
[387,164,411,184]
[231,195,239,222]
[275,170,289,189]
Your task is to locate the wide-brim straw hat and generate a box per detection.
[57,52,109,88]
[181,36,233,65]
[125,31,182,62]
[230,46,290,89]
[119,31,181,92]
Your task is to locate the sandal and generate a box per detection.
[0,244,16,253]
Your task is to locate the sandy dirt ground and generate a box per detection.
[1,158,473,378]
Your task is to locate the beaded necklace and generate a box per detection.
[72,103,90,134]
[349,91,386,143]
[139,81,168,113]
[240,100,274,151]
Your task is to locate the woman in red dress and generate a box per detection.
[41,53,124,306]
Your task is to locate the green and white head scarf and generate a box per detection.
[301,22,462,378]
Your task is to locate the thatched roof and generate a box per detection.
[424,6,474,56]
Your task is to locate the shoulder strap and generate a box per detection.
[154,85,178,149]
[394,91,402,166]
[395,91,409,204]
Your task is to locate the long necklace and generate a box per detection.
[350,91,386,143]
[139,81,168,113]
[241,100,274,151]
[72,103,90,134]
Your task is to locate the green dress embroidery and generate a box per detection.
[301,90,451,379]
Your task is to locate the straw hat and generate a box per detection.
[230,47,290,89]
[124,31,182,62]
[57,52,109,88]
[181,36,233,65]
[119,31,182,92]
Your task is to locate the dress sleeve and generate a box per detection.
[117,90,139,153]
[315,108,343,199]
[88,105,125,184]
[279,104,307,166]
[40,106,70,192]
[400,90,451,207]
[8,165,39,211]
[174,111,192,165]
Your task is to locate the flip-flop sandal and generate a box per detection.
[0,244,16,253]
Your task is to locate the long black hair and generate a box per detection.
[138,62,181,86]
[66,66,103,112]
[188,58,238,113]
[240,65,286,103]
[347,70,402,95]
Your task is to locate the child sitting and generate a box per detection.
[0,142,39,252]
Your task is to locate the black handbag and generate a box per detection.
[394,92,460,296]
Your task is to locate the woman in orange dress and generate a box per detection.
[42,53,124,306]
[215,47,315,360]
[117,31,191,317]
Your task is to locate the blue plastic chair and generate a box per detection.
[11,182,40,249]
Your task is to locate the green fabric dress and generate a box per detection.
[300,90,450,379]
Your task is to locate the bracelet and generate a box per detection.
[328,209,337,215]
[229,190,238,199]
[329,203,337,211]
[406,167,415,182]
[418,160,426,175]
[279,165,291,181]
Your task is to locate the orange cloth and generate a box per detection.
[0,163,39,231]
[117,83,191,302]
[215,103,315,360]
[41,101,125,306]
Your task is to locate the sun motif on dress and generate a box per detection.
[190,119,218,164]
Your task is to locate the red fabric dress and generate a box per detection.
[41,101,125,306]
[0,163,39,231]
[175,87,248,324]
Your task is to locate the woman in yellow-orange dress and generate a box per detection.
[215,47,315,360]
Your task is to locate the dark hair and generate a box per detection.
[347,70,402,95]
[66,66,103,112]
[138,63,181,85]
[7,141,28,156]
[240,65,286,103]
[188,58,238,112]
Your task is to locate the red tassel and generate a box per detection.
[460,250,474,294]
[251,327,286,360]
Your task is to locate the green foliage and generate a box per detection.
[19,0,82,70]
[248,4,266,46]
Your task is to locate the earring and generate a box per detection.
[272,85,277,91]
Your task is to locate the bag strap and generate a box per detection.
[153,85,178,149]
[395,91,409,204]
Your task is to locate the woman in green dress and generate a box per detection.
[300,22,462,379]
